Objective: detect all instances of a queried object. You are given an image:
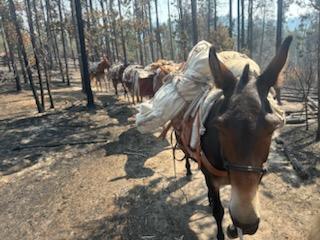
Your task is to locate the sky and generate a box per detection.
[157,1,312,23]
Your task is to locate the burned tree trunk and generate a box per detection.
[0,23,11,72]
[155,0,163,59]
[258,3,266,65]
[57,0,70,85]
[8,0,43,113]
[240,0,245,49]
[275,0,283,105]
[247,0,253,56]
[99,0,111,59]
[1,20,21,91]
[317,10,320,141]
[229,0,233,37]
[147,0,155,62]
[25,0,45,109]
[45,0,65,83]
[117,0,127,64]
[41,0,54,69]
[168,0,174,60]
[191,0,198,45]
[74,0,94,108]
[32,0,54,108]
[110,0,119,61]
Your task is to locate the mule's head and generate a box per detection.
[209,36,293,235]
[101,55,111,70]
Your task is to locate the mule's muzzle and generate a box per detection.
[227,218,260,238]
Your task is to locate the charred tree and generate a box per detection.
[258,3,266,65]
[237,0,240,51]
[32,0,54,108]
[1,20,21,91]
[0,23,11,72]
[317,10,320,141]
[241,0,245,49]
[99,0,111,59]
[178,0,187,60]
[147,0,155,62]
[25,0,45,109]
[57,0,70,85]
[8,0,43,113]
[275,0,283,105]
[207,0,212,39]
[45,0,65,83]
[247,0,253,56]
[191,0,198,45]
[229,0,233,37]
[41,0,54,69]
[110,0,119,61]
[154,0,163,59]
[168,0,174,60]
[74,0,94,108]
[117,0,127,64]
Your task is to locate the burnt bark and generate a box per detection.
[8,0,43,113]
[317,10,320,141]
[168,0,174,60]
[99,0,111,59]
[74,0,95,108]
[191,0,198,45]
[25,0,45,109]
[275,0,283,105]
[117,0,127,64]
[32,0,54,108]
[45,0,65,83]
[57,0,70,85]
[1,20,21,91]
[229,0,233,37]
[155,0,163,58]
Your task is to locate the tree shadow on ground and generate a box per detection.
[103,128,169,179]
[97,95,136,126]
[0,104,110,176]
[74,176,212,240]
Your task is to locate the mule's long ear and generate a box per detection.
[258,36,293,96]
[209,46,237,97]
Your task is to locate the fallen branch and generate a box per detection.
[12,139,110,151]
[283,146,309,180]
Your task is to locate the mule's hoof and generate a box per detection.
[226,225,238,239]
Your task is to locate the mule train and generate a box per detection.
[97,58,182,103]
[136,37,293,239]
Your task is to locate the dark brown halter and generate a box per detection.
[219,146,267,178]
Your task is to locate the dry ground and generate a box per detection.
[0,66,319,240]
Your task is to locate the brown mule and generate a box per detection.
[174,36,293,240]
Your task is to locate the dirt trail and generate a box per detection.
[0,70,319,240]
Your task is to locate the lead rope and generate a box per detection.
[170,129,177,178]
[237,227,244,240]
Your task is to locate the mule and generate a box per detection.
[174,36,293,239]
[89,56,110,91]
[108,62,128,96]
[122,64,144,103]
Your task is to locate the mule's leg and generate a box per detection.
[97,76,102,92]
[113,80,118,95]
[121,81,127,95]
[204,174,214,206]
[185,157,192,176]
[212,189,225,240]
